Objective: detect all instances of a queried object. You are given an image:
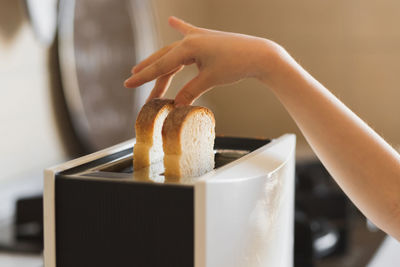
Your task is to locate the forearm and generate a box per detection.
[263,44,400,239]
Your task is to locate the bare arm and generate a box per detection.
[125,17,400,240]
[267,48,400,240]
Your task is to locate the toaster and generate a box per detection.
[44,134,296,267]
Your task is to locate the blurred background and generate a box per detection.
[2,0,400,184]
[0,0,399,266]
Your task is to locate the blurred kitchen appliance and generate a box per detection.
[294,161,349,267]
[43,135,296,267]
[296,161,349,257]
[58,0,158,151]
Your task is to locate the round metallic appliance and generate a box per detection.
[58,0,158,151]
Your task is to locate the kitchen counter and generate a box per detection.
[0,252,42,267]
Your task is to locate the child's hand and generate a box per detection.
[124,16,281,106]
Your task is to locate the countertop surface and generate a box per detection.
[0,252,42,267]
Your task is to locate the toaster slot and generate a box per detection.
[60,136,270,183]
[95,148,250,174]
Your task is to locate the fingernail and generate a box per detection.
[124,78,133,87]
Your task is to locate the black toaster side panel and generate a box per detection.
[55,177,194,267]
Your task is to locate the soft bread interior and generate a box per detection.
[163,109,215,178]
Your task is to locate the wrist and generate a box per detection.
[256,39,293,88]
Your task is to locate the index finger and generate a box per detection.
[168,16,197,35]
[124,45,192,88]
[131,41,179,74]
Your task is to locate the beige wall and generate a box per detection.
[153,0,400,153]
[0,1,67,182]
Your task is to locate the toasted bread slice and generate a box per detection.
[133,99,174,170]
[162,106,215,178]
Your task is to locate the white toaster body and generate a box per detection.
[44,134,296,267]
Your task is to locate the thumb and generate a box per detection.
[174,74,212,106]
[168,16,196,35]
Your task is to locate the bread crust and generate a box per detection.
[162,106,215,155]
[135,99,174,144]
